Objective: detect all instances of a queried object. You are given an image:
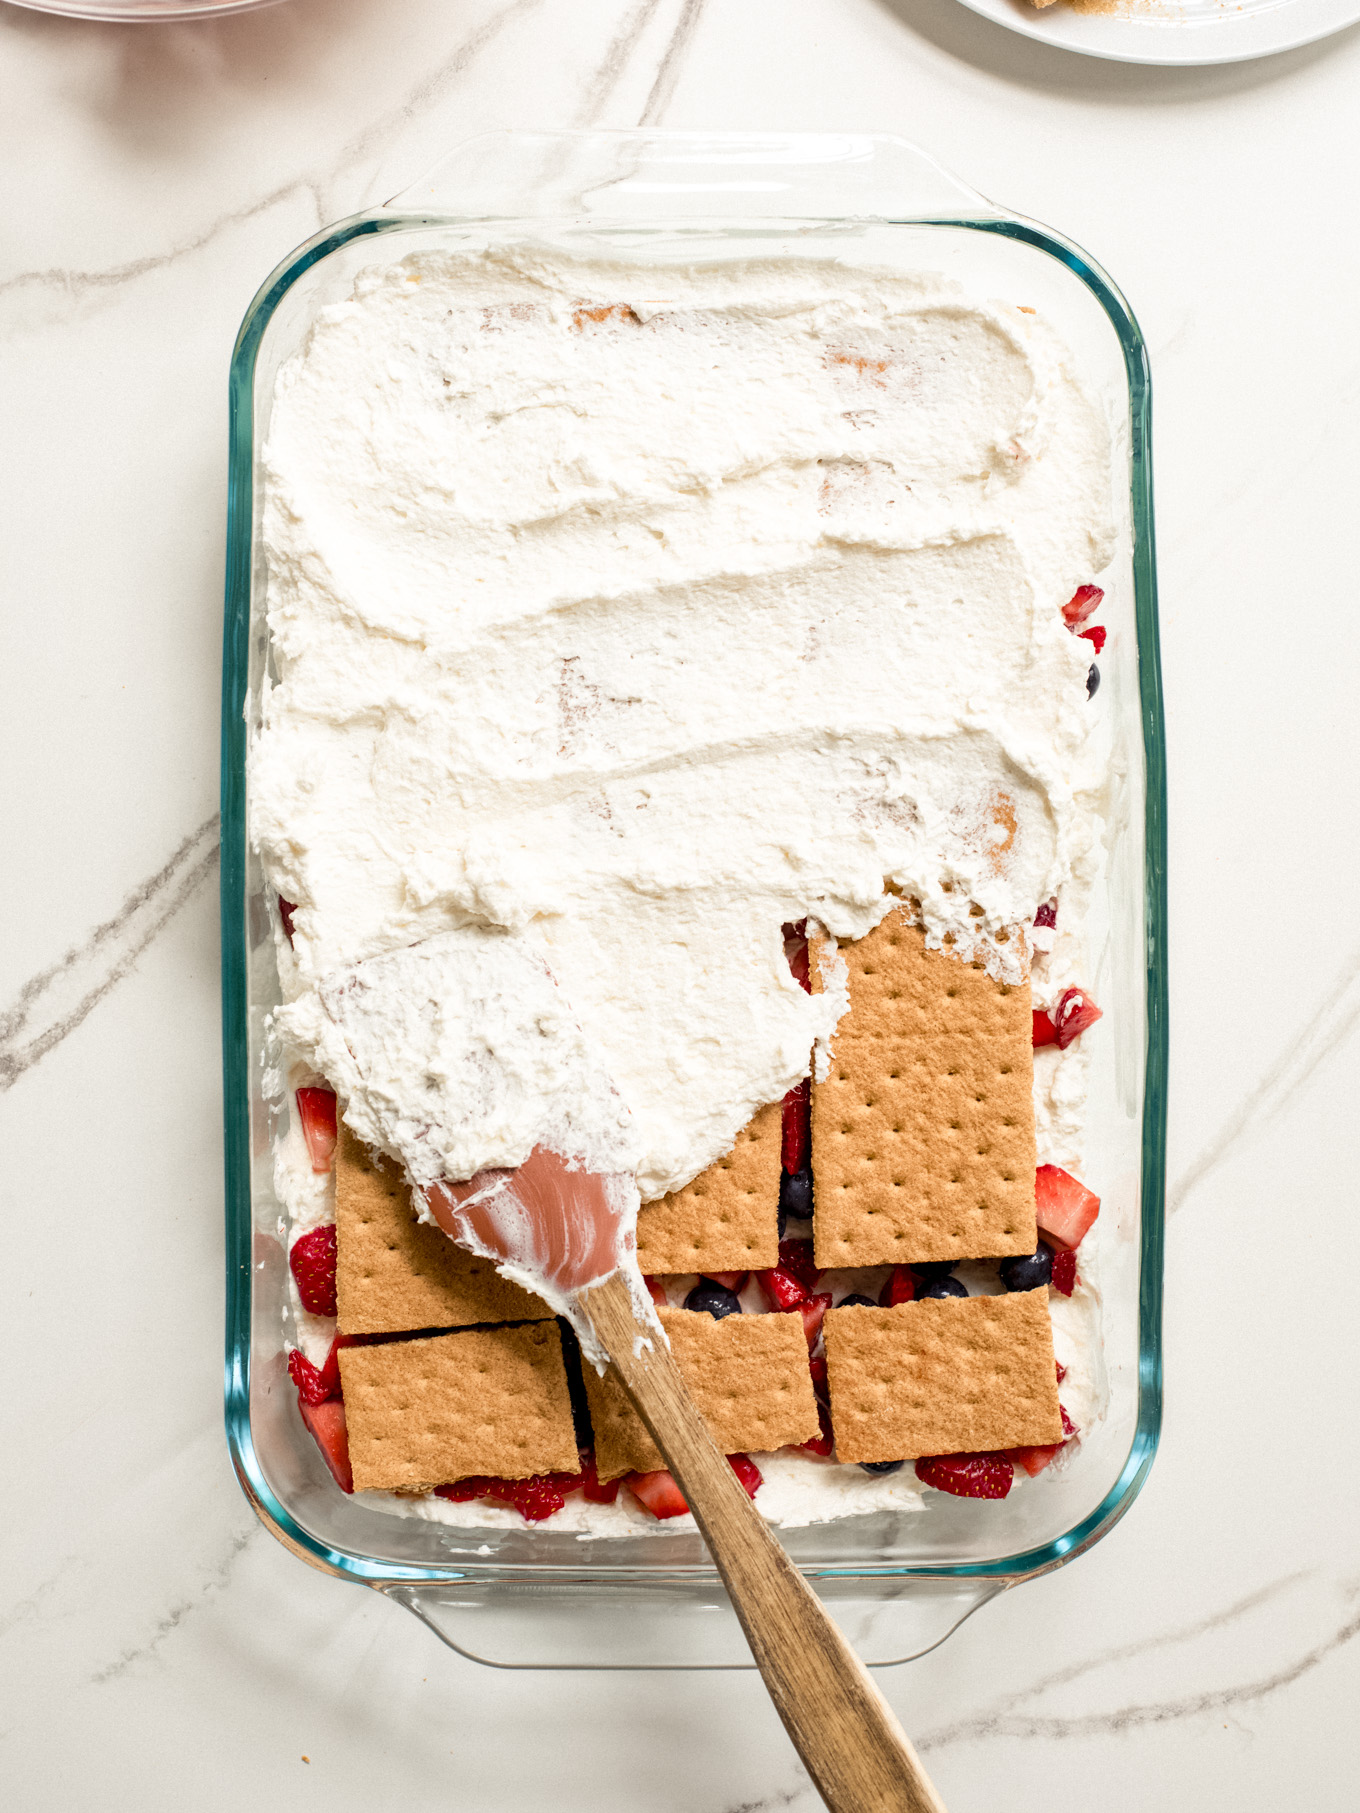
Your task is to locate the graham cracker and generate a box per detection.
[338,1322,579,1493]
[584,1307,821,1480]
[335,1126,551,1335]
[635,1102,782,1275]
[823,1289,1062,1463]
[810,909,1035,1266]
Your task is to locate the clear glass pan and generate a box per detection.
[221,131,1166,1669]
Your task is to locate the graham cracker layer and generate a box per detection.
[823,1289,1061,1463]
[335,1127,551,1335]
[635,1102,782,1275]
[338,1322,579,1493]
[584,1307,821,1480]
[810,910,1035,1266]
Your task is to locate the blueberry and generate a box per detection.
[911,1261,956,1284]
[1000,1241,1054,1292]
[919,1275,968,1300]
[683,1281,743,1320]
[1087,663,1100,698]
[778,1165,813,1237]
[860,1458,905,1475]
[837,1292,877,1309]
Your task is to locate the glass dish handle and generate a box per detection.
[381,1575,1005,1671]
[383,129,1003,223]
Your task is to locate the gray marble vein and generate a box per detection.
[0,814,219,1092]
[638,0,707,126]
[90,1527,256,1686]
[1169,939,1360,1214]
[574,0,668,125]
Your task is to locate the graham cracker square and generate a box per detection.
[335,1127,552,1335]
[635,1102,782,1275]
[822,1289,1062,1463]
[338,1322,579,1493]
[810,910,1035,1266]
[584,1307,821,1480]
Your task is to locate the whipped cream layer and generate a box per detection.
[253,245,1113,1203]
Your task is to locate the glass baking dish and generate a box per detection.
[220,131,1165,1670]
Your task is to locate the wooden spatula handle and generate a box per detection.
[583,1274,947,1813]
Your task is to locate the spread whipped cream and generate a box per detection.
[253,241,1114,1524]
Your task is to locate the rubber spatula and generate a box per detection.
[426,1146,948,1813]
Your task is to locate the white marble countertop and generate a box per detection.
[4,1,1360,1807]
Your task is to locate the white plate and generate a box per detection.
[953,0,1360,63]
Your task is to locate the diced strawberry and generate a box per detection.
[1032,1009,1058,1048]
[1055,1360,1067,1384]
[702,1271,749,1293]
[299,1399,353,1493]
[800,1371,835,1456]
[808,1353,828,1399]
[295,1087,338,1173]
[1035,1164,1100,1250]
[1033,900,1057,930]
[796,1292,833,1349]
[1050,1249,1077,1296]
[728,1453,763,1499]
[756,1265,809,1312]
[578,1449,621,1505]
[1062,584,1104,627]
[434,1475,494,1503]
[1010,1406,1078,1478]
[777,1239,821,1293]
[287,1347,332,1406]
[643,1274,668,1308]
[289,1223,338,1317]
[1060,1405,1077,1438]
[488,1473,578,1522]
[1079,624,1107,655]
[626,1468,691,1519]
[788,941,811,993]
[880,1265,916,1307]
[914,1452,1013,1499]
[781,1079,810,1174]
[278,896,298,945]
[1053,986,1102,1049]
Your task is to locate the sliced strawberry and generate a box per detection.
[278,896,298,946]
[808,1353,829,1400]
[434,1476,494,1504]
[1079,624,1107,656]
[643,1274,668,1308]
[788,941,811,993]
[914,1452,1013,1499]
[728,1453,763,1499]
[1032,1009,1058,1048]
[1033,900,1057,930]
[880,1265,916,1307]
[1010,1406,1078,1478]
[777,1238,821,1293]
[1053,986,1102,1050]
[800,1369,835,1456]
[287,1347,332,1406]
[796,1292,833,1348]
[578,1448,621,1505]
[1035,1164,1100,1250]
[756,1265,809,1312]
[702,1270,749,1293]
[1062,583,1104,627]
[1055,1360,1067,1384]
[488,1472,579,1522]
[1050,1249,1077,1296]
[295,1087,338,1173]
[289,1223,338,1317]
[781,1079,810,1174]
[299,1399,353,1493]
[626,1468,691,1519]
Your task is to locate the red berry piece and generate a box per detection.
[1060,1405,1078,1438]
[788,941,811,993]
[756,1264,809,1312]
[796,1292,833,1349]
[299,1399,353,1493]
[1079,624,1107,655]
[728,1453,763,1499]
[278,896,298,946]
[1062,584,1104,627]
[1033,900,1057,930]
[287,1347,333,1407]
[1053,986,1103,1050]
[435,1476,495,1504]
[295,1087,338,1173]
[702,1270,749,1293]
[777,1238,821,1293]
[1050,1250,1077,1296]
[1009,1405,1079,1478]
[290,1223,338,1317]
[491,1474,573,1523]
[879,1265,916,1307]
[578,1449,621,1505]
[626,1468,691,1519]
[799,1418,835,1459]
[1055,1360,1067,1384]
[643,1274,668,1308]
[914,1452,1013,1499]
[781,1079,810,1174]
[1032,1009,1058,1048]
[808,1353,829,1399]
[1035,1164,1100,1249]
